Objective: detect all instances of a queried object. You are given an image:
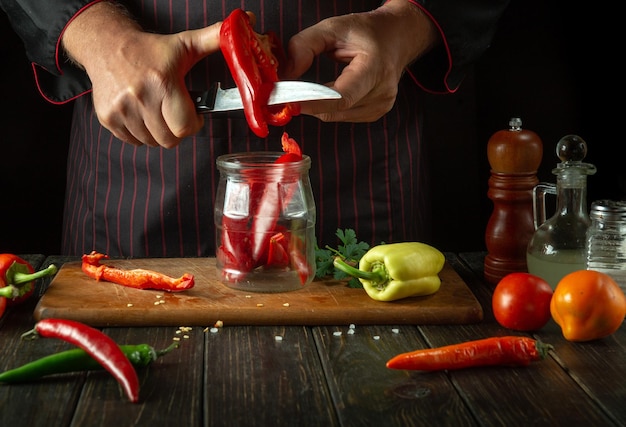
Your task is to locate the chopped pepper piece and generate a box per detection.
[333,242,445,301]
[81,252,194,292]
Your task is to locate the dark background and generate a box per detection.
[1,1,622,255]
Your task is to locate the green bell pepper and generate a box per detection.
[333,242,445,301]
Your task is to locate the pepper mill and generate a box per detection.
[484,117,543,285]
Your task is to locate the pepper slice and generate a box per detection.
[333,242,445,301]
[249,132,304,265]
[219,8,299,138]
[81,251,194,292]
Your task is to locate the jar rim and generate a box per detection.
[216,152,311,171]
[590,199,626,221]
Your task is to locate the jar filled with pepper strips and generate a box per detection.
[214,148,316,292]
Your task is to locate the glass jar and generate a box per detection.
[214,152,316,292]
[526,135,596,289]
[586,199,626,294]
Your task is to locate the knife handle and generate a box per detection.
[190,84,218,114]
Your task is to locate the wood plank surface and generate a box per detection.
[34,257,483,327]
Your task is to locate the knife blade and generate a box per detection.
[192,81,341,113]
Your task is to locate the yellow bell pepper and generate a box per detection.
[333,242,445,301]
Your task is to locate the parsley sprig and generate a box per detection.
[315,229,370,288]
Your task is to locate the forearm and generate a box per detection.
[380,0,441,67]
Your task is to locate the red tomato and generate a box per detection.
[492,272,553,331]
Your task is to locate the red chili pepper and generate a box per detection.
[22,318,140,403]
[386,336,553,371]
[81,252,194,292]
[0,254,58,310]
[219,8,299,138]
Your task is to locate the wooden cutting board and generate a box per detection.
[34,258,483,327]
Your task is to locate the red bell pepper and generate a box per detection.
[219,8,300,138]
[0,254,58,317]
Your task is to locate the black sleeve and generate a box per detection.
[0,0,99,103]
[413,0,511,93]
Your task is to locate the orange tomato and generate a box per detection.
[551,270,626,342]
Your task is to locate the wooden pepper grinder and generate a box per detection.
[484,117,543,285]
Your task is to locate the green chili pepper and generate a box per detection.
[333,242,445,302]
[0,342,178,384]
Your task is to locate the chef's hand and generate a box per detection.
[283,0,440,123]
[61,2,221,148]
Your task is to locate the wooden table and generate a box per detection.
[1,253,624,427]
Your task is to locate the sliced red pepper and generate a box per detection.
[81,252,194,292]
[217,213,255,282]
[22,318,140,403]
[266,232,290,267]
[219,9,299,138]
[249,132,303,264]
[289,233,314,285]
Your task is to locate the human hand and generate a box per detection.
[62,3,222,148]
[283,0,439,122]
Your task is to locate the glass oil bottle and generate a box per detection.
[526,135,596,289]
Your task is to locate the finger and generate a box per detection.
[331,55,376,110]
[283,26,332,79]
[159,83,204,143]
[122,121,161,147]
[312,104,383,123]
[181,23,222,67]
[298,98,342,117]
[110,125,154,147]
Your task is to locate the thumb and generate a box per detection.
[282,33,318,80]
[179,22,223,70]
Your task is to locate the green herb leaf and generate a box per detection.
[314,246,335,278]
[315,228,370,288]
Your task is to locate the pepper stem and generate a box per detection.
[333,257,387,286]
[535,340,554,359]
[156,341,180,357]
[10,264,58,287]
[20,328,39,341]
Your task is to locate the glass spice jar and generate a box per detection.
[214,152,316,292]
[586,199,626,294]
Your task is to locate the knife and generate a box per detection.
[192,81,341,113]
